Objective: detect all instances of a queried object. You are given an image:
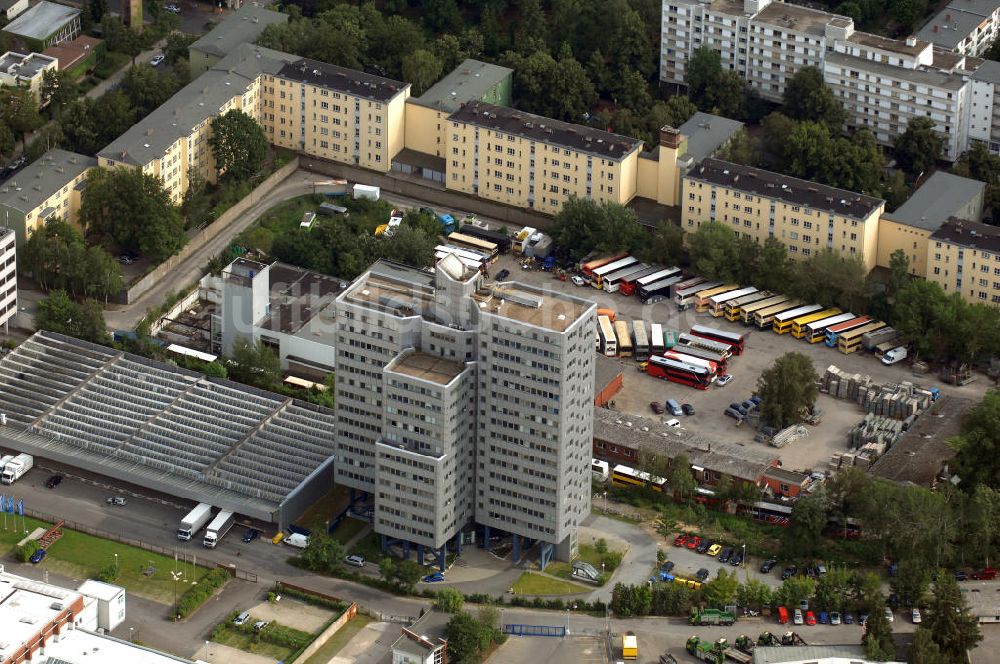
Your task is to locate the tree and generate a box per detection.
[445,611,496,663]
[401,49,444,96]
[79,167,186,261]
[703,568,739,607]
[21,219,123,300]
[783,66,846,129]
[434,587,465,613]
[790,248,869,312]
[890,559,931,608]
[760,112,799,169]
[0,123,13,159]
[0,86,42,149]
[668,453,697,500]
[907,628,947,664]
[102,16,143,64]
[658,96,698,128]
[923,574,982,659]
[755,236,793,293]
[716,129,757,166]
[891,0,928,31]
[637,223,684,266]
[737,579,774,609]
[35,291,110,344]
[894,118,943,178]
[887,248,911,300]
[756,352,819,429]
[226,338,280,389]
[863,596,896,661]
[209,109,269,181]
[299,532,346,573]
[39,69,78,117]
[686,221,740,281]
[951,391,1000,493]
[550,197,648,261]
[164,33,198,65]
[776,576,816,609]
[783,490,829,558]
[953,142,1000,221]
[685,47,722,110]
[964,486,1000,565]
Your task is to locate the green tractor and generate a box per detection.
[686,636,725,664]
[757,631,780,647]
[734,635,754,654]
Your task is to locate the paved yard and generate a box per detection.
[193,641,276,664]
[488,635,608,664]
[248,597,336,633]
[328,620,396,664]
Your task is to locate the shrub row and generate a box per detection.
[271,583,347,613]
[176,567,230,619]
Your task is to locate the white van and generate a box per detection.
[881,346,908,365]
[283,533,309,549]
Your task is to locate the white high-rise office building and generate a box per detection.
[0,228,16,332]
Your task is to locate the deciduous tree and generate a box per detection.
[401,49,443,96]
[894,117,943,178]
[550,197,648,260]
[35,291,109,344]
[783,66,846,128]
[703,568,739,607]
[668,453,697,500]
[209,109,269,181]
[951,391,1000,493]
[756,352,819,429]
[227,337,281,390]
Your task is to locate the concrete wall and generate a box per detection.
[875,218,931,275]
[294,602,358,663]
[125,157,299,304]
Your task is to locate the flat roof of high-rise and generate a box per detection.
[685,158,884,220]
[388,352,468,385]
[754,2,838,37]
[479,283,592,332]
[412,59,512,113]
[449,101,642,161]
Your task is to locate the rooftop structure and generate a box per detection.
[0,51,56,80]
[0,331,337,526]
[754,1,836,37]
[869,395,971,487]
[43,35,104,72]
[917,8,986,50]
[0,148,95,216]
[753,644,902,664]
[675,112,744,164]
[930,216,1000,252]
[593,408,776,483]
[277,57,409,103]
[883,171,986,231]
[2,1,80,47]
[449,101,643,161]
[686,158,884,221]
[386,352,466,385]
[390,627,448,663]
[411,58,513,113]
[189,2,288,58]
[0,0,29,21]
[99,44,297,168]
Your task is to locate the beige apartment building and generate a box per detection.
[0,51,57,105]
[261,58,409,173]
[444,101,642,215]
[926,218,1000,305]
[0,149,96,245]
[681,158,885,269]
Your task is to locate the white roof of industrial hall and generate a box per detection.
[0,332,336,518]
[3,1,79,39]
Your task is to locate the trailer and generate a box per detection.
[203,510,236,548]
[352,184,380,200]
[690,608,736,626]
[177,503,214,541]
[686,637,724,664]
[862,326,897,351]
[1,453,32,484]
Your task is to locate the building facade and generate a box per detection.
[1,1,81,50]
[0,228,15,331]
[681,158,885,269]
[917,0,1000,57]
[334,256,595,565]
[0,52,58,104]
[926,217,1000,305]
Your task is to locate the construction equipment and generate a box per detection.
[690,607,736,626]
[757,632,780,647]
[781,632,806,646]
[734,635,754,654]
[686,636,725,664]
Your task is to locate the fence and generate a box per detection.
[21,507,258,582]
[291,602,357,663]
[502,624,566,637]
[125,156,300,303]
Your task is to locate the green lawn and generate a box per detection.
[348,531,384,563]
[211,627,297,661]
[303,614,373,664]
[512,572,589,596]
[330,517,368,545]
[0,517,210,603]
[545,542,623,585]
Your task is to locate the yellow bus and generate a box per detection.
[598,315,617,356]
[724,291,772,321]
[614,320,633,357]
[693,284,739,313]
[707,286,758,317]
[788,308,841,338]
[739,295,788,324]
[754,299,801,329]
[769,304,822,334]
[802,312,855,343]
[837,321,886,354]
[447,232,499,259]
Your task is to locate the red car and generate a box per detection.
[805,611,817,626]
[673,534,688,547]
[973,568,997,580]
[686,536,701,550]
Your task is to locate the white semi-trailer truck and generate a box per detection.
[1,453,33,484]
[203,510,235,548]
[177,503,213,541]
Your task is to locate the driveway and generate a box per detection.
[581,514,657,602]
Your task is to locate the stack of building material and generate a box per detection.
[822,367,934,422]
[847,413,904,450]
[770,425,808,448]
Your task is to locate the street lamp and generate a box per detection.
[602,491,607,513]
[129,627,134,643]
[742,544,746,568]
[171,571,183,618]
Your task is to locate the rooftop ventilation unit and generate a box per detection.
[500,291,543,308]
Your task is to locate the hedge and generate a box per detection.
[271,583,347,613]
[176,567,230,619]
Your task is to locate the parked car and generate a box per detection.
[793,609,804,625]
[760,559,777,573]
[843,612,854,625]
[972,568,997,580]
[818,611,829,624]
[781,565,797,580]
[650,401,665,414]
[233,611,251,626]
[150,54,165,67]
[729,402,747,416]
[724,407,743,421]
[665,418,681,428]
[805,611,817,626]
[495,269,510,281]
[718,547,733,563]
[163,3,180,12]
[830,611,841,625]
[686,536,701,550]
[911,608,921,624]
[660,561,675,573]
[681,403,695,416]
[707,544,723,557]
[30,548,46,564]
[253,621,269,632]
[242,528,259,543]
[45,475,63,489]
[344,554,365,568]
[716,374,733,386]
[884,607,894,623]
[695,568,710,582]
[106,496,127,506]
[729,549,743,566]
[571,275,586,286]
[859,611,870,626]
[673,534,688,547]
[695,539,711,554]
[954,570,969,581]
[423,572,445,583]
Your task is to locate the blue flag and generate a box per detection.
[17,499,23,517]
[6,496,13,514]
[0,495,5,512]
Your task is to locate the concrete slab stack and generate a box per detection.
[822,366,933,421]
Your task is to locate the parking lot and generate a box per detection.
[491,254,990,474]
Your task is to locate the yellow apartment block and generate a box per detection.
[262,58,409,172]
[444,101,642,215]
[926,218,1000,305]
[0,149,96,245]
[875,171,986,276]
[681,158,885,270]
